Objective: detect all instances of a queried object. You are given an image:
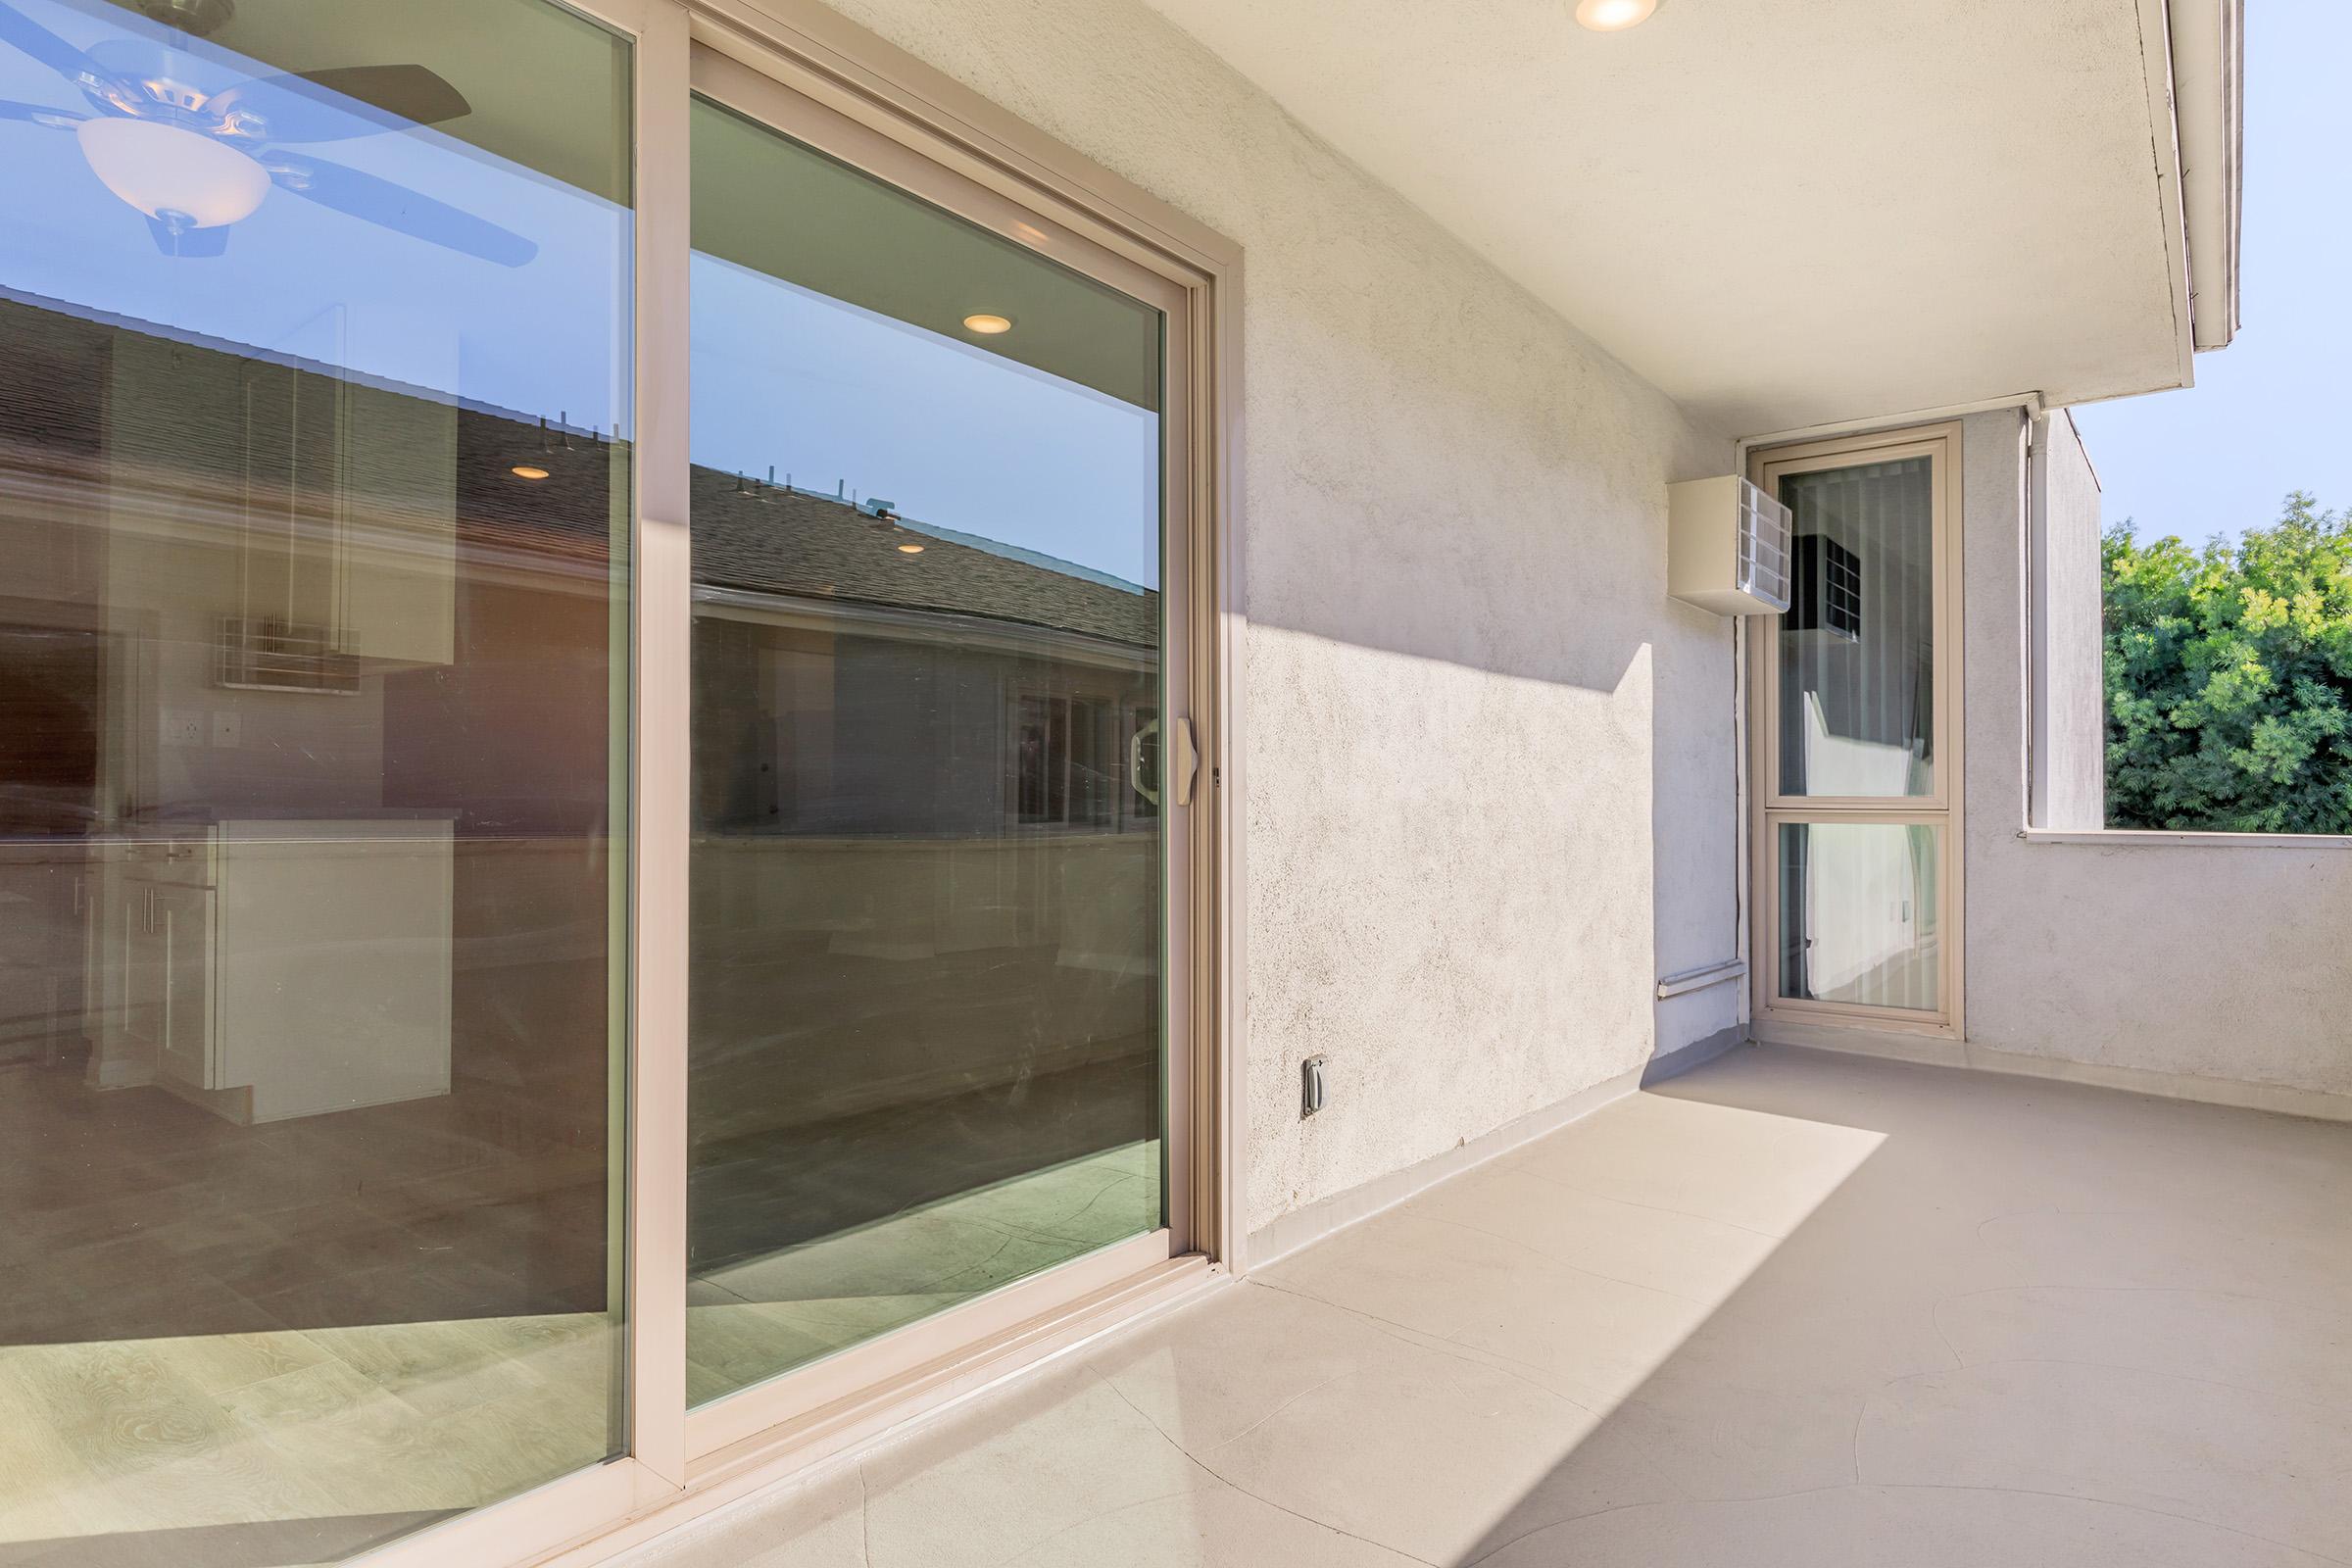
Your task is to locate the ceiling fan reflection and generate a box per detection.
[0,0,536,264]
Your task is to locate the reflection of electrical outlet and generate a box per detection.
[164,710,203,747]
[211,710,241,749]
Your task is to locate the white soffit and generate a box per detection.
[1141,0,2231,436]
[2169,0,2244,352]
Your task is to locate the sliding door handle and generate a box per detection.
[1171,715,1199,808]
[1129,720,1160,808]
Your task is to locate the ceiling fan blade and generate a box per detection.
[0,1,120,88]
[0,95,81,124]
[213,64,469,143]
[276,155,535,268]
[144,215,229,258]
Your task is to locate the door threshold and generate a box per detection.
[535,1254,1221,1566]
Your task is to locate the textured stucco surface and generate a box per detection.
[1964,411,2352,1099]
[2033,411,2107,831]
[821,0,1739,1230]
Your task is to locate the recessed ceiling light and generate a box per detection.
[1575,0,1657,29]
[896,542,926,555]
[962,313,1013,334]
[511,465,551,480]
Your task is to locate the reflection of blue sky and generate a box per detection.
[0,0,628,434]
[690,253,1159,590]
[0,0,1157,589]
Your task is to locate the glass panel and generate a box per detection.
[0,1,631,1560]
[1777,457,1936,797]
[686,97,1165,1405]
[1776,822,1941,1011]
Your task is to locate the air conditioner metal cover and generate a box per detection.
[1668,475,1791,616]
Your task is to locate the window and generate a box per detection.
[1011,689,1159,829]
[0,3,1229,1558]
[1753,428,1962,1035]
[0,0,633,1560]
[677,56,1192,1423]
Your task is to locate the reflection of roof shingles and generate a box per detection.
[0,293,1154,650]
[688,470,1157,650]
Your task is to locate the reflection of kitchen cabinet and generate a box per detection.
[329,379,459,668]
[100,822,453,1122]
[126,880,216,1090]
[106,333,457,676]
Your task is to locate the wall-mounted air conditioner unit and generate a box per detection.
[1667,475,1791,615]
[1787,533,1863,642]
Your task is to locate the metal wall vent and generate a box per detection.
[1668,475,1791,616]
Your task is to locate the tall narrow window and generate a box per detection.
[1778,458,1935,799]
[1757,432,1957,1028]
[0,1,633,1560]
[684,91,1171,1405]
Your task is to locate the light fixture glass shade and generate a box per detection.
[75,117,271,227]
[1574,0,1659,30]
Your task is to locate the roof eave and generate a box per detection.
[2171,0,2245,353]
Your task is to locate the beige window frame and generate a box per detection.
[349,1,1244,1563]
[1747,422,1965,1042]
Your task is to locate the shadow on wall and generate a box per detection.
[1245,502,1667,697]
[1233,193,1722,696]
[1226,275,1742,1107]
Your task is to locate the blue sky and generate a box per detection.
[2071,3,2352,544]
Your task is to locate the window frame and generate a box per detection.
[675,29,1202,1457]
[1747,422,1966,1043]
[349,0,1243,1562]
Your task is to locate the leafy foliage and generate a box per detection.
[2104,493,2352,832]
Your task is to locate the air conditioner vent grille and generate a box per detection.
[1734,479,1792,612]
[1668,474,1793,617]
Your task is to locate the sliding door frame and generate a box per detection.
[363,0,1242,1563]
[1747,422,1965,1042]
[679,35,1197,1458]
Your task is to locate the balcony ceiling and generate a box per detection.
[1142,0,2234,437]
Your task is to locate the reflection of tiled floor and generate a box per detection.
[0,1143,1158,1565]
[688,1049,1159,1274]
[0,1062,611,1351]
[0,1312,614,1567]
[625,1047,2352,1568]
[688,1140,1160,1404]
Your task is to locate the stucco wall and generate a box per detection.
[818,0,1740,1231]
[1964,409,2352,1102]
[2031,411,2106,830]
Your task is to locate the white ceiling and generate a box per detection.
[1142,0,2202,437]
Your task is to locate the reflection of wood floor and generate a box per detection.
[689,1139,1160,1404]
[0,1312,613,1568]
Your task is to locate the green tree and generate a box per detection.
[2104,492,2352,832]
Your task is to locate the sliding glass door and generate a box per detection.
[0,0,633,1560]
[0,5,1214,1560]
[1754,428,1961,1033]
[679,56,1186,1414]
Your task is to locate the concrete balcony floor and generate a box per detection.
[626,1047,2352,1568]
